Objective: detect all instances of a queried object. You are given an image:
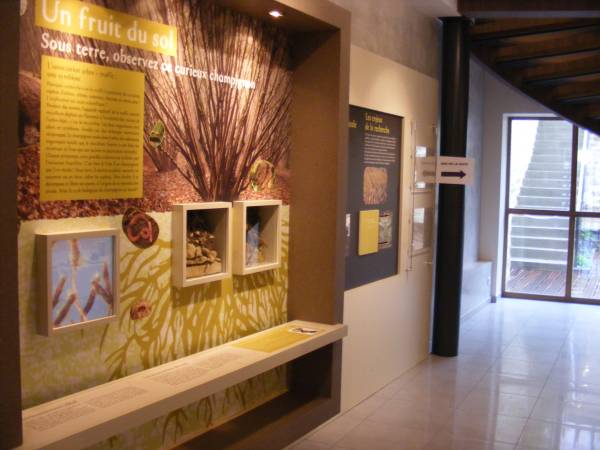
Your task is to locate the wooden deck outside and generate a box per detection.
[507,267,600,300]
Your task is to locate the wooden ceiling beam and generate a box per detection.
[576,102,600,119]
[526,67,600,85]
[561,93,600,104]
[492,64,600,132]
[471,20,600,45]
[459,0,600,18]
[471,18,576,35]
[491,30,600,66]
[520,55,600,84]
[541,79,600,103]
[497,47,600,67]
[469,17,600,135]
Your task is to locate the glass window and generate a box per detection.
[504,118,600,302]
[509,119,572,211]
[576,128,600,213]
[572,218,600,300]
[505,213,568,297]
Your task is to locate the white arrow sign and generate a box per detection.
[436,156,474,185]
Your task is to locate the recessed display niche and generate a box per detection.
[172,202,232,287]
[233,200,282,275]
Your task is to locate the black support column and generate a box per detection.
[432,18,470,357]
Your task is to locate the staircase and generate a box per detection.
[469,19,600,136]
[509,120,571,270]
[456,7,600,293]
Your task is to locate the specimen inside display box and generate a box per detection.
[36,229,120,336]
[233,200,281,275]
[245,207,266,266]
[172,202,232,287]
[186,210,223,277]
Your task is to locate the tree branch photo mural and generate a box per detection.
[18,0,291,221]
[143,1,291,201]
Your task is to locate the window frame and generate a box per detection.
[502,116,600,303]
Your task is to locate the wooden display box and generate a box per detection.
[172,202,232,287]
[233,200,282,275]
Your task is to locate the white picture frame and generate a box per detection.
[36,229,120,337]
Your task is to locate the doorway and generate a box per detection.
[503,117,600,302]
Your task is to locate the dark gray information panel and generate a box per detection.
[345,105,402,290]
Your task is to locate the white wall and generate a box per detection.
[479,70,552,298]
[342,45,438,410]
[329,0,441,79]
[460,58,492,320]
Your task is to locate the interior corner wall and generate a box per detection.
[461,57,490,319]
[342,45,439,411]
[479,69,552,299]
[463,58,484,267]
[328,0,440,80]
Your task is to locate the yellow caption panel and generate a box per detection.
[358,209,380,255]
[40,55,144,201]
[36,0,177,56]
[233,327,317,353]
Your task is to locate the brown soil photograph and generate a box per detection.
[363,166,388,205]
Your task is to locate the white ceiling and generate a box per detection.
[405,0,459,18]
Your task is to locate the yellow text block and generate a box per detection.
[36,0,177,56]
[359,210,380,255]
[233,327,315,353]
[40,55,144,201]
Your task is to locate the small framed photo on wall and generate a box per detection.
[36,229,120,336]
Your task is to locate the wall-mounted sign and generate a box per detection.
[345,106,401,290]
[437,156,475,185]
[415,155,475,186]
[415,156,437,185]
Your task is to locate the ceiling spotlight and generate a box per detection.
[269,10,283,18]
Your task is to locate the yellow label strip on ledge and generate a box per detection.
[233,326,324,353]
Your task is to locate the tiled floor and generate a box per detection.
[287,298,600,450]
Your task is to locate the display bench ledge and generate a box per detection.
[16,321,348,450]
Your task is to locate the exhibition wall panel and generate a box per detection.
[342,46,439,410]
[6,0,349,448]
[2,0,349,448]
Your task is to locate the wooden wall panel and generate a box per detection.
[460,0,600,18]
[0,0,23,447]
